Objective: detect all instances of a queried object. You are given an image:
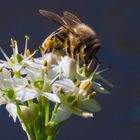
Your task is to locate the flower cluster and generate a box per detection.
[0,37,113,140]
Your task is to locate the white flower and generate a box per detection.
[53,79,101,123]
[0,68,20,121]
[77,63,113,94]
[21,65,60,102]
[0,38,37,74]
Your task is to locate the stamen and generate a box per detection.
[87,91,96,100]
[82,81,91,90]
[50,74,59,85]
[39,46,45,56]
[26,49,31,57]
[81,112,93,118]
[10,38,15,48]
[75,80,81,88]
[43,60,48,67]
[25,50,38,60]
[0,67,3,72]
[24,35,30,57]
[96,66,112,75]
[0,47,10,61]
[90,63,100,78]
[11,39,18,64]
[58,86,64,94]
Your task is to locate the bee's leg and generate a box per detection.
[65,39,72,57]
[92,56,99,70]
[72,47,78,60]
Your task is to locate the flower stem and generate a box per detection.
[50,102,59,122]
[46,102,60,140]
[38,96,46,140]
[45,99,50,125]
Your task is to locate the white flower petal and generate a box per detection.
[12,65,23,72]
[25,67,42,81]
[43,92,61,103]
[6,103,17,122]
[34,53,59,69]
[80,99,101,112]
[15,87,38,101]
[1,68,11,79]
[95,74,113,88]
[47,66,59,81]
[53,79,75,92]
[59,56,76,80]
[54,104,72,123]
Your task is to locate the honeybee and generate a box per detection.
[39,10,101,69]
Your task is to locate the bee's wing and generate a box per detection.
[63,11,82,24]
[39,10,65,26]
[39,10,78,36]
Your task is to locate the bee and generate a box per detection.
[39,10,101,69]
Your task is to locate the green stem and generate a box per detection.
[42,97,46,140]
[34,125,39,140]
[37,96,50,140]
[50,102,59,122]
[46,102,60,140]
[45,99,50,125]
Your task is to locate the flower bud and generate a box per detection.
[45,122,57,135]
[22,103,39,125]
[60,56,76,80]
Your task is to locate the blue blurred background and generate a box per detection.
[0,0,140,140]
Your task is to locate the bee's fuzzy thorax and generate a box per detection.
[74,24,96,40]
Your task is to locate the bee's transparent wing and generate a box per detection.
[39,10,78,36]
[63,11,82,24]
[39,10,65,26]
